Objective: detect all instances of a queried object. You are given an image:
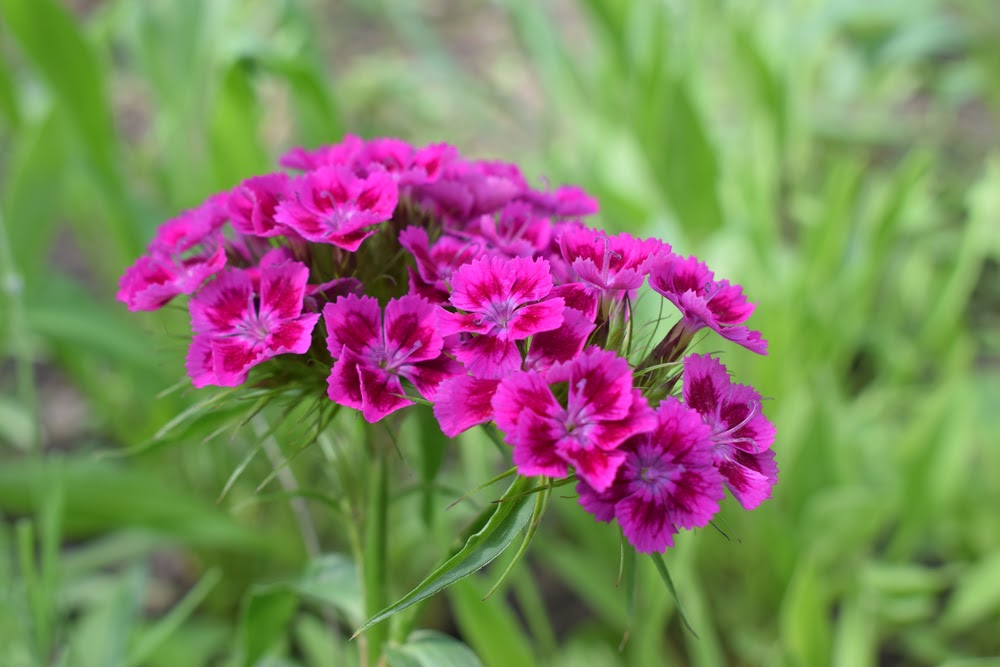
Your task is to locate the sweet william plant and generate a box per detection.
[118,134,777,663]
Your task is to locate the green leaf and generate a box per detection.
[0,0,115,166]
[942,550,1000,632]
[384,630,484,667]
[293,553,364,627]
[127,567,222,667]
[0,456,282,556]
[209,59,268,188]
[638,77,722,239]
[482,482,550,600]
[649,552,698,638]
[240,587,298,667]
[448,577,537,667]
[0,395,35,451]
[354,475,536,636]
[780,560,831,667]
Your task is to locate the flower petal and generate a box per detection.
[324,294,382,356]
[433,376,501,437]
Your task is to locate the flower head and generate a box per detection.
[682,353,777,509]
[577,397,725,552]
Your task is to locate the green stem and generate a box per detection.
[363,432,390,667]
[0,205,40,453]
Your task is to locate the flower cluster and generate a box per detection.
[118,135,776,553]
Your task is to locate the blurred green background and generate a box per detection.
[2,0,999,665]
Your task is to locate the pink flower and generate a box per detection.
[559,223,668,296]
[356,138,456,186]
[117,194,229,311]
[492,347,656,491]
[147,192,229,255]
[275,166,398,250]
[649,254,767,354]
[438,256,564,379]
[523,184,599,218]
[682,354,777,510]
[228,172,293,238]
[398,226,483,301]
[577,397,725,553]
[278,135,364,171]
[464,202,552,259]
[185,262,320,387]
[324,294,462,422]
[414,160,527,220]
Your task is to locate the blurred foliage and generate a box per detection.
[1,0,999,665]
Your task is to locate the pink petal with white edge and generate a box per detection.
[324,294,382,356]
[186,335,217,388]
[615,493,679,553]
[268,314,320,354]
[327,347,366,410]
[557,444,626,493]
[453,333,521,380]
[403,354,464,401]
[507,298,564,340]
[384,296,444,364]
[433,376,501,437]
[491,371,559,437]
[189,269,254,334]
[357,365,412,422]
[260,262,311,322]
[524,306,596,372]
[211,339,266,386]
[716,447,778,510]
[511,409,569,478]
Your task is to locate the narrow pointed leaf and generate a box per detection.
[354,475,536,636]
[650,552,699,638]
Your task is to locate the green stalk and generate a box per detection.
[362,431,390,667]
[0,205,40,453]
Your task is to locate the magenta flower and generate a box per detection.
[117,194,229,312]
[356,138,455,186]
[228,172,293,238]
[649,254,767,354]
[415,160,527,220]
[279,135,364,171]
[577,397,725,552]
[433,376,502,438]
[559,223,668,297]
[437,256,565,379]
[324,294,462,422]
[398,226,483,301]
[147,192,229,255]
[523,184,599,218]
[465,202,552,259]
[492,347,656,491]
[275,166,398,250]
[682,354,777,510]
[185,262,320,387]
